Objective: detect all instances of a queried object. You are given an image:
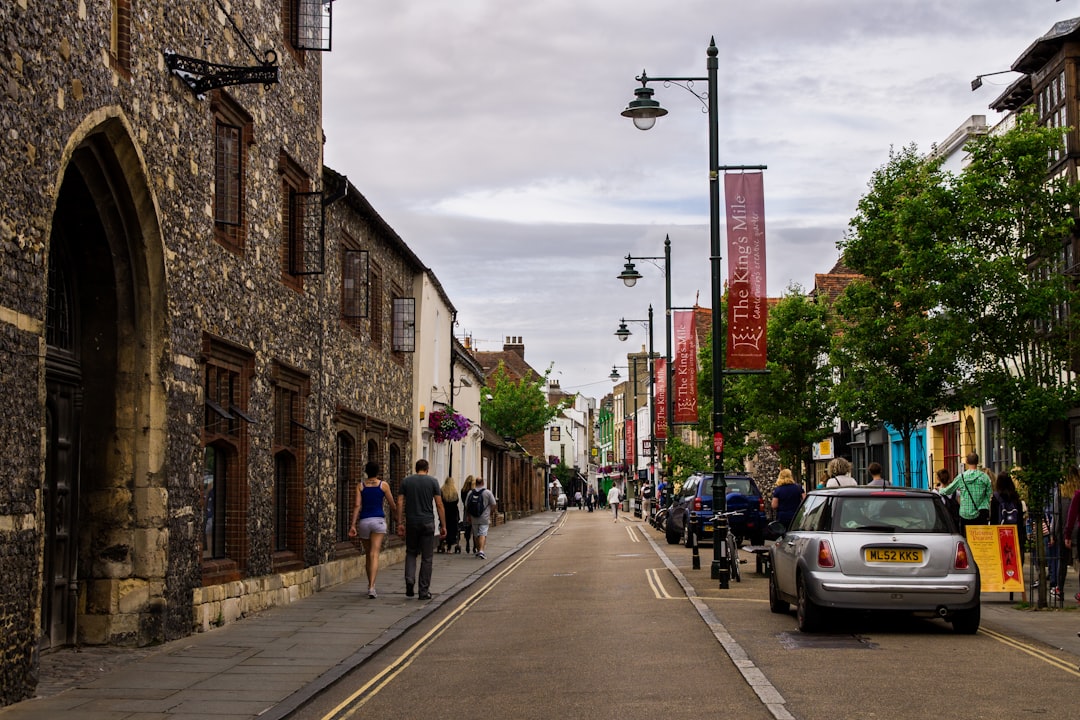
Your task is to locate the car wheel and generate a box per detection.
[951,605,980,635]
[796,574,823,632]
[683,522,694,548]
[768,570,789,614]
[665,525,680,545]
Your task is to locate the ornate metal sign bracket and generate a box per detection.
[164,0,280,96]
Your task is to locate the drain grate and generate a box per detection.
[777,632,878,649]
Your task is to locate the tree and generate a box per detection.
[479,361,564,442]
[732,285,835,484]
[832,145,966,486]
[943,111,1080,551]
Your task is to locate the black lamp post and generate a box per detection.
[622,39,729,587]
[616,236,674,444]
[614,305,657,501]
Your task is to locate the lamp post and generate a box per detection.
[622,38,729,587]
[617,235,673,443]
[613,305,657,499]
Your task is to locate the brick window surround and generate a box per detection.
[212,92,253,253]
[201,337,253,586]
[110,0,131,76]
[272,362,309,571]
[279,151,312,292]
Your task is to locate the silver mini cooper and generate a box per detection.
[768,487,980,633]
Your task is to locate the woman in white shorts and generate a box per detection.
[349,461,396,598]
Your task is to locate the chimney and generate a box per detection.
[463,334,472,350]
[503,335,525,359]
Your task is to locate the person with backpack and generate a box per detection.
[938,453,993,530]
[991,470,1026,549]
[465,476,497,560]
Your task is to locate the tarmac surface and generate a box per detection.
[3,509,1079,720]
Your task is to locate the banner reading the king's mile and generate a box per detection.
[654,358,667,440]
[673,310,698,423]
[724,172,768,370]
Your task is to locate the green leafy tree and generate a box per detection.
[943,111,1080,546]
[832,145,965,486]
[663,435,709,491]
[480,361,564,442]
[732,285,835,484]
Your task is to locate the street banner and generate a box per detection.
[724,172,768,370]
[965,524,1025,594]
[673,310,698,423]
[654,358,667,439]
[624,418,635,466]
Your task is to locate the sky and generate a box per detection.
[322,1,1071,401]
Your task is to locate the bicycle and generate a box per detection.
[713,510,746,583]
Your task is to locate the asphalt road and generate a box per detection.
[295,509,1080,720]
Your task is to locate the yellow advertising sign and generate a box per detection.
[965,525,1024,594]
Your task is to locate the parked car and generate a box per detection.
[768,487,980,634]
[665,473,767,547]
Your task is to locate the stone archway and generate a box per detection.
[42,116,168,648]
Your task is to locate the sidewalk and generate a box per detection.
[0,513,559,720]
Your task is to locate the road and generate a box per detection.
[294,510,1080,720]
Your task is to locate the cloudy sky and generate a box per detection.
[323,1,1068,400]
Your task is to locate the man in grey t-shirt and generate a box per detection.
[466,477,497,560]
[396,459,446,600]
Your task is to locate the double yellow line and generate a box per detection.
[321,517,559,720]
[979,626,1080,677]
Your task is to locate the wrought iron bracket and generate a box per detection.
[165,50,279,95]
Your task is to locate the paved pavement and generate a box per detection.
[3,510,1079,720]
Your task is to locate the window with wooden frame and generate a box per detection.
[272,363,309,570]
[110,0,131,75]
[341,236,368,333]
[392,295,415,354]
[279,152,318,290]
[1037,68,1068,166]
[370,263,383,349]
[212,92,252,252]
[201,337,254,585]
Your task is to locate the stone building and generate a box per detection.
[0,2,421,705]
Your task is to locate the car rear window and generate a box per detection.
[693,476,756,502]
[832,496,951,533]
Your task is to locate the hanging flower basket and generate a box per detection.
[429,407,470,443]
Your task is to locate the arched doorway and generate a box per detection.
[41,120,167,649]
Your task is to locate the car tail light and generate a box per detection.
[758,497,765,512]
[817,540,835,568]
[693,497,702,512]
[954,542,970,570]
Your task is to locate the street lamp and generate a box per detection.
[616,235,674,456]
[622,38,729,587]
[613,305,657,503]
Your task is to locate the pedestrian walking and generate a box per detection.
[460,476,475,554]
[938,453,993,531]
[348,461,395,599]
[549,477,562,511]
[770,468,804,531]
[465,477,497,560]
[396,459,446,600]
[586,485,596,512]
[825,457,857,487]
[607,482,623,522]
[439,477,461,554]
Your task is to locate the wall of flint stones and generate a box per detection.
[0,2,417,705]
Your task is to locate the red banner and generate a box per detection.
[673,311,698,423]
[654,358,667,440]
[724,172,768,370]
[624,418,635,466]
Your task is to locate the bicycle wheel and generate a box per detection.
[728,533,741,582]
